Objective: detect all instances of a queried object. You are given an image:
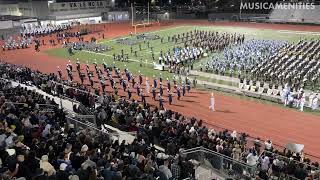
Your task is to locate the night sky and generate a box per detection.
[0,0,319,7]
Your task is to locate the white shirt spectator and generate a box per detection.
[260,156,270,171]
[265,140,272,150]
[231,130,237,139]
[309,93,314,108]
[246,152,259,166]
[158,164,172,179]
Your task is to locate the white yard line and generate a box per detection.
[277,30,320,36]
[82,50,154,65]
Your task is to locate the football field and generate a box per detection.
[45,25,319,81]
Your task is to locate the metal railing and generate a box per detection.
[180,147,257,179]
[65,114,120,139]
[260,150,320,180]
[50,80,99,109]
[180,146,317,180]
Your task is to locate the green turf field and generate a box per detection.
[45,25,319,81]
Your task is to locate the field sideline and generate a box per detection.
[44,24,319,84]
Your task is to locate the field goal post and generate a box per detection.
[132,23,149,35]
[130,2,160,35]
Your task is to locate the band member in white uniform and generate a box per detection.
[209,92,215,111]
[145,77,150,93]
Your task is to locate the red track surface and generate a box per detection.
[2,20,320,160]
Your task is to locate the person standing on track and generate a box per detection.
[167,78,171,91]
[159,94,164,109]
[176,87,181,100]
[153,76,157,89]
[127,87,132,100]
[146,77,150,93]
[140,90,146,103]
[76,59,80,72]
[152,85,156,100]
[57,66,62,79]
[209,92,215,111]
[168,90,173,105]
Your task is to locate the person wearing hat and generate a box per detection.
[159,94,164,109]
[176,87,181,100]
[159,83,163,96]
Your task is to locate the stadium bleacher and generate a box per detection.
[0,62,319,180]
[269,5,320,24]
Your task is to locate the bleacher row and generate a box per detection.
[269,5,320,24]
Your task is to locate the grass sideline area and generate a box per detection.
[44,25,320,115]
[45,25,319,79]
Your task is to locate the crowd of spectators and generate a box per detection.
[0,62,319,180]
[0,63,198,180]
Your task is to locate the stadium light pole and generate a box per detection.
[239,0,242,20]
[131,3,134,26]
[148,2,150,24]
